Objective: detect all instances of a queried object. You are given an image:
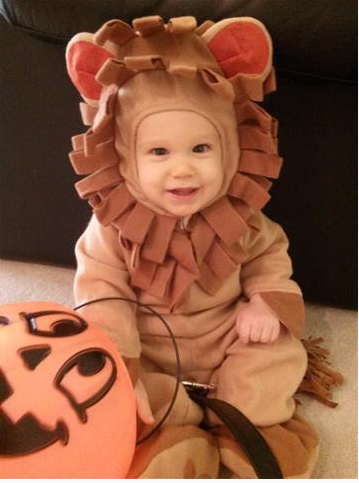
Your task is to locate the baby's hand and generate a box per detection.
[236,293,280,344]
[123,358,155,426]
[134,378,155,426]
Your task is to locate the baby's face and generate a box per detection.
[136,111,223,218]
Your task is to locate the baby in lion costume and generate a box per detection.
[66,15,341,478]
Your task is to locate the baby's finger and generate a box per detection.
[237,320,250,344]
[135,381,155,425]
[249,323,262,342]
[136,395,155,425]
[260,325,272,343]
[269,322,281,343]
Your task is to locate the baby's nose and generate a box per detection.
[171,158,195,177]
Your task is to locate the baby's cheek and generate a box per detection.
[209,160,224,185]
[207,172,224,198]
[138,165,156,190]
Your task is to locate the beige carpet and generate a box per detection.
[1,259,357,479]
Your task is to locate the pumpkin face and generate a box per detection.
[0,301,136,478]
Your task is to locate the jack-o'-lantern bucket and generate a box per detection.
[0,301,137,478]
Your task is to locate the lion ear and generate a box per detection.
[202,17,273,81]
[66,33,115,106]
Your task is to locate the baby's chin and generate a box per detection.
[163,197,219,218]
[165,205,198,218]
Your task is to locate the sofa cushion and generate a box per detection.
[0,0,356,80]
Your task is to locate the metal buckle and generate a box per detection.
[181,380,216,396]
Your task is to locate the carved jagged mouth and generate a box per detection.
[0,408,69,456]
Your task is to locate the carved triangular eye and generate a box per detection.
[0,316,10,326]
[19,346,51,370]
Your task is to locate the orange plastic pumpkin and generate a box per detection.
[0,301,136,478]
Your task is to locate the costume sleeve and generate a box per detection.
[74,215,142,361]
[240,211,305,339]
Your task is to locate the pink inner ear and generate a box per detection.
[207,22,270,78]
[67,41,115,100]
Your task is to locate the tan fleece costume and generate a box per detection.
[66,16,340,478]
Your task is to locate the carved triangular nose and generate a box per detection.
[19,346,51,370]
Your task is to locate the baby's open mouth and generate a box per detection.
[167,187,199,199]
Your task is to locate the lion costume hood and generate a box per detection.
[66,15,282,306]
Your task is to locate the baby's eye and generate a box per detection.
[193,144,211,153]
[150,147,168,156]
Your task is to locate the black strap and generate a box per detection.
[189,393,283,479]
